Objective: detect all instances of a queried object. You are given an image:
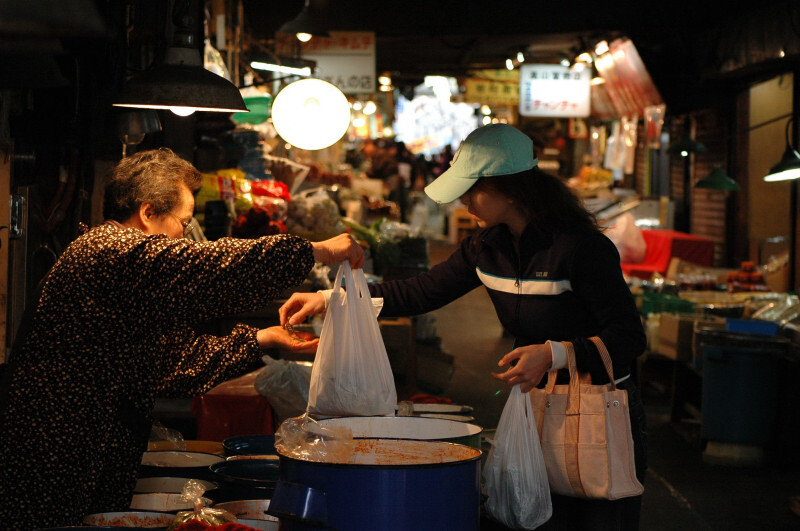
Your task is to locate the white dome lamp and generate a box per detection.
[271,78,351,150]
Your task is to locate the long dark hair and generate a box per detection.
[476,166,598,234]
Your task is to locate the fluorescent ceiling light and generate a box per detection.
[250,62,311,77]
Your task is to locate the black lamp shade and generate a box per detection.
[695,166,740,191]
[114,61,247,113]
[278,4,330,38]
[667,135,707,156]
[764,144,800,182]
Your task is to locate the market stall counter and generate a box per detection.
[191,369,275,441]
[621,229,714,279]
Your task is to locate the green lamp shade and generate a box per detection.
[695,167,740,191]
[764,144,800,182]
[232,95,273,125]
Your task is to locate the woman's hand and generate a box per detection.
[311,233,365,269]
[257,326,319,355]
[492,343,553,392]
[279,292,327,327]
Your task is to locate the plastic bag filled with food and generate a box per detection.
[168,480,236,530]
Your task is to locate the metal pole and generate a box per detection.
[791,177,797,292]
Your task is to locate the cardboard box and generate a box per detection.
[657,313,724,361]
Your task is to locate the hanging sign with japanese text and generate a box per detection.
[463,69,519,105]
[519,64,591,117]
[277,31,376,94]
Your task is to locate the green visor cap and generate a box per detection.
[425,124,538,204]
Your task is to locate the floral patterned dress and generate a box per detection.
[0,224,314,529]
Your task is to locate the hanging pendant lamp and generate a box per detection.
[271,78,350,150]
[667,117,706,157]
[113,0,247,117]
[695,166,740,191]
[279,0,330,42]
[764,118,800,182]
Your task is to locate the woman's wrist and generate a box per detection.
[546,340,566,370]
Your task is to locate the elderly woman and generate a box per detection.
[0,148,363,530]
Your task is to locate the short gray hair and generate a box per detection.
[103,148,202,221]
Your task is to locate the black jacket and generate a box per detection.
[370,223,646,384]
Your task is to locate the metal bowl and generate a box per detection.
[138,450,224,481]
[222,434,276,456]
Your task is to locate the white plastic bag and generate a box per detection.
[306,261,397,417]
[254,355,312,422]
[484,385,552,529]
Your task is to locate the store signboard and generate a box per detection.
[463,69,519,105]
[293,31,376,94]
[519,64,591,117]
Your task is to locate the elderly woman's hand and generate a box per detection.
[257,326,319,355]
[492,343,553,393]
[311,233,364,269]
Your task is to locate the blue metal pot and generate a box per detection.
[269,439,482,530]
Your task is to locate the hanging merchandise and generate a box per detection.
[644,104,666,149]
[203,39,231,80]
[622,115,638,175]
[589,125,607,168]
[603,120,626,178]
[306,261,397,417]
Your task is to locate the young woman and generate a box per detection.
[280,124,647,529]
[0,148,363,530]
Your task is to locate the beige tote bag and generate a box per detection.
[530,336,644,500]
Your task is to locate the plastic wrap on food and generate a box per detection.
[167,480,237,530]
[275,413,354,463]
[751,294,800,323]
[150,421,186,451]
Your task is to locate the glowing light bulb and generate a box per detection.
[296,32,312,42]
[363,101,377,115]
[271,78,351,150]
[170,107,196,117]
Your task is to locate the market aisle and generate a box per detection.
[423,239,512,430]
